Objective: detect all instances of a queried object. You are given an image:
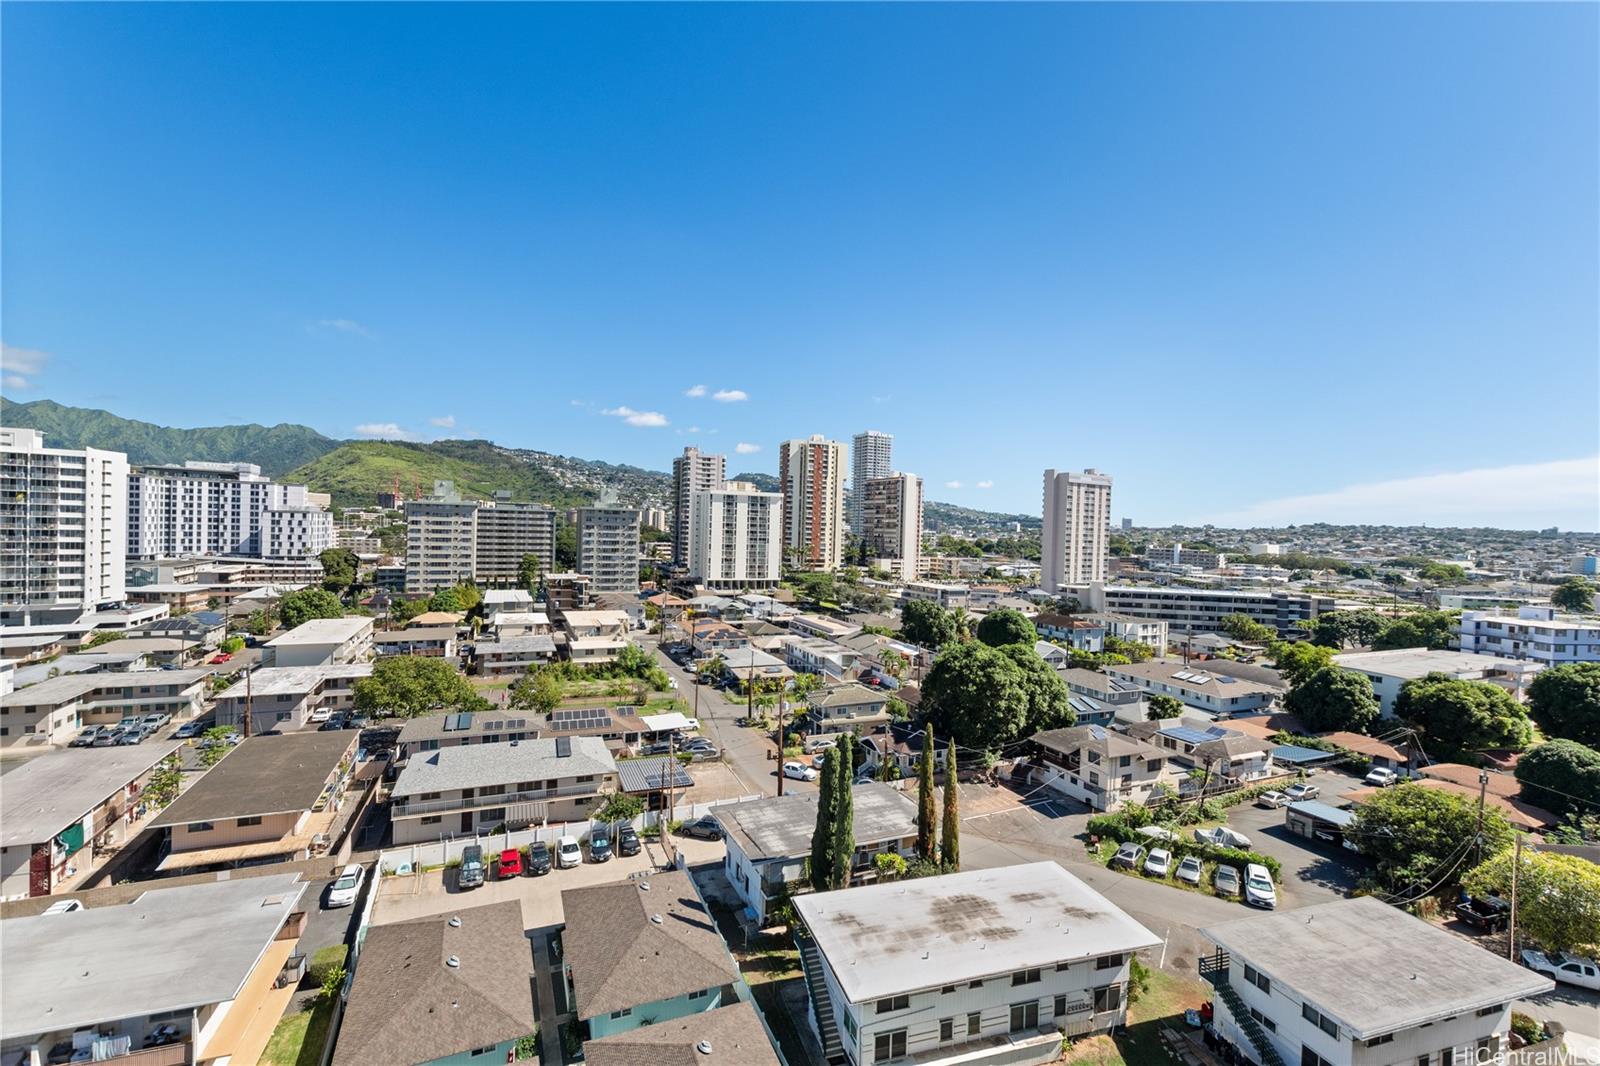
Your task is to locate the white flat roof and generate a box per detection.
[267,616,372,646]
[1333,648,1536,678]
[1,744,184,847]
[792,862,1158,1003]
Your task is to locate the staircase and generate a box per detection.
[794,930,846,1064]
[1199,952,1286,1066]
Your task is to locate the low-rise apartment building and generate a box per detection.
[1029,725,1180,812]
[794,862,1159,1066]
[373,626,457,658]
[389,735,618,845]
[213,664,371,733]
[716,783,917,926]
[490,610,551,639]
[397,710,540,760]
[901,581,971,609]
[1,743,183,898]
[1,668,213,747]
[482,588,535,618]
[1458,605,1600,665]
[475,634,558,675]
[1032,614,1106,652]
[788,613,863,641]
[803,682,891,736]
[1201,896,1552,1066]
[0,875,310,1066]
[585,1002,779,1066]
[782,635,861,680]
[1105,660,1285,718]
[1332,648,1541,716]
[1070,582,1336,637]
[263,615,374,668]
[150,730,359,873]
[560,609,633,666]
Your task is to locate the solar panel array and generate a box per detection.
[550,708,613,730]
[1171,670,1214,684]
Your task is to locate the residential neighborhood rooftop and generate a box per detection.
[1111,659,1286,694]
[715,782,918,861]
[151,730,357,826]
[1,743,185,847]
[0,667,214,707]
[390,735,616,797]
[214,663,371,700]
[583,1001,780,1066]
[1332,647,1537,677]
[1200,896,1552,1039]
[265,615,372,645]
[792,861,1159,1003]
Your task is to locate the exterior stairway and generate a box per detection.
[795,930,846,1064]
[1199,951,1286,1066]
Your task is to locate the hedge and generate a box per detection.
[1086,814,1283,881]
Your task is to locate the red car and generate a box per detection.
[209,653,233,664]
[496,848,523,879]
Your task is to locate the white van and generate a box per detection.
[556,835,582,869]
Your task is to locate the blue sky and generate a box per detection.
[3,3,1596,529]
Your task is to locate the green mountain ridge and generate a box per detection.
[286,440,593,510]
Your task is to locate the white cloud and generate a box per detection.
[735,442,762,454]
[684,384,707,398]
[315,318,373,338]
[687,426,701,434]
[601,405,669,428]
[1,343,50,389]
[712,389,748,403]
[1205,456,1600,529]
[976,480,994,489]
[353,422,419,441]
[429,415,456,429]
[944,480,963,489]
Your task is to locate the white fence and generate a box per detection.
[377,793,762,874]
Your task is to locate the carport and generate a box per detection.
[1271,743,1339,769]
[1285,799,1357,850]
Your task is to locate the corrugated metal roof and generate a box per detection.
[616,757,694,793]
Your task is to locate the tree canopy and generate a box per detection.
[1395,673,1534,759]
[517,553,544,595]
[1000,643,1073,732]
[1268,641,1334,688]
[1283,667,1381,734]
[922,642,1031,751]
[278,587,346,629]
[1370,610,1458,651]
[1463,849,1600,954]
[508,670,564,715]
[318,547,361,595]
[1219,613,1275,644]
[900,599,963,651]
[1515,739,1600,818]
[1353,783,1512,894]
[353,655,480,717]
[1528,662,1600,747]
[1146,694,1184,721]
[1551,577,1598,614]
[975,607,1036,649]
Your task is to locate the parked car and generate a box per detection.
[458,845,487,889]
[308,708,333,724]
[1143,849,1173,878]
[141,713,171,731]
[116,728,145,745]
[682,737,715,752]
[556,836,582,869]
[1175,856,1203,886]
[42,899,85,915]
[1285,782,1321,801]
[783,761,819,782]
[639,741,673,756]
[321,712,348,731]
[686,746,720,762]
[496,848,523,879]
[1363,767,1402,787]
[1455,894,1511,933]
[209,652,233,664]
[1194,826,1252,850]
[71,726,106,747]
[345,713,369,730]
[1111,841,1147,870]
[1135,825,1177,843]
[1255,790,1291,809]
[326,864,364,908]
[93,728,125,747]
[173,720,206,739]
[589,825,613,863]
[617,824,641,857]
[527,841,552,876]
[1243,863,1277,909]
[1520,950,1600,990]
[1213,864,1241,897]
[678,816,723,841]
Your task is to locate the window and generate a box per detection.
[1300,1049,1333,1066]
[609,1007,632,1020]
[1366,1034,1394,1048]
[1249,1007,1276,1033]
[1243,964,1270,994]
[941,985,956,995]
[1300,1004,1338,1039]
[189,821,215,832]
[875,994,909,1014]
[967,1012,981,1037]
[1011,968,1042,986]
[421,816,442,825]
[940,1018,954,1042]
[688,988,710,1000]
[1056,961,1071,972]
[1096,954,1123,970]
[1009,1001,1039,1033]
[1054,994,1068,1017]
[874,1029,907,1062]
[469,1047,497,1058]
[236,816,262,828]
[1094,986,1122,1014]
[1476,1005,1503,1017]
[969,980,984,990]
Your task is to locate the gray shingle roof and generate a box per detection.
[715,782,917,862]
[391,735,616,797]
[583,1002,780,1066]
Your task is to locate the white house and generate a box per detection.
[1029,725,1182,812]
[793,862,1158,1066]
[1201,896,1552,1066]
[263,615,374,668]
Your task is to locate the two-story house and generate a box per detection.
[1105,660,1285,719]
[804,683,891,737]
[389,735,618,845]
[1126,722,1278,787]
[1200,896,1552,1066]
[1029,725,1180,812]
[782,636,861,680]
[560,610,632,666]
[793,862,1159,1066]
[263,615,374,668]
[1033,614,1106,652]
[475,634,558,676]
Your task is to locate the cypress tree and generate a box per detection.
[829,735,856,889]
[941,774,960,871]
[809,747,836,892]
[916,726,938,862]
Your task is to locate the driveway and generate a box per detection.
[288,875,363,1010]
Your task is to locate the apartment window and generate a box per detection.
[189,821,215,832]
[875,995,910,1014]
[939,1018,954,1042]
[421,816,442,825]
[469,1047,497,1057]
[1094,986,1122,1014]
[1009,1001,1039,1033]
[1243,964,1270,994]
[1011,968,1042,986]
[1096,954,1123,970]
[1300,1049,1333,1066]
[236,816,263,828]
[967,1012,981,1036]
[941,985,956,995]
[874,1029,907,1062]
[969,980,984,990]
[1054,994,1068,1017]
[688,988,710,1001]
[609,1008,631,1020]
[1366,1034,1394,1048]
[1476,1004,1504,1017]
[1300,1004,1338,1039]
[1249,1007,1276,1033]
[1055,961,1071,972]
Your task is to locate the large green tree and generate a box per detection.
[278,587,346,629]
[1219,613,1275,644]
[1528,662,1600,747]
[900,600,962,651]
[1146,694,1184,721]
[1515,739,1600,817]
[1268,641,1334,688]
[1000,643,1074,732]
[975,608,1035,649]
[1395,674,1534,759]
[916,726,938,862]
[1371,610,1458,651]
[319,547,361,595]
[1551,577,1598,614]
[353,655,479,718]
[1306,609,1387,649]
[508,670,563,715]
[1283,667,1381,734]
[828,739,856,890]
[1464,849,1600,954]
[921,642,1030,751]
[516,553,544,596]
[809,741,839,892]
[1353,783,1513,893]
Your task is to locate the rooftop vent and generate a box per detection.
[696,1041,714,1056]
[448,916,462,928]
[446,955,460,968]
[639,881,651,891]
[650,914,663,924]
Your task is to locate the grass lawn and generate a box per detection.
[261,998,334,1066]
[1062,969,1209,1066]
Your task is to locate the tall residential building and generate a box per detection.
[577,504,641,594]
[0,428,129,625]
[1041,467,1112,593]
[862,472,923,580]
[475,492,556,587]
[778,436,848,572]
[404,481,478,593]
[688,481,783,592]
[127,460,333,560]
[849,430,892,534]
[671,447,725,567]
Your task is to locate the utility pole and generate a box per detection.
[244,666,254,738]
[1508,834,1521,962]
[1474,768,1489,866]
[776,689,786,797]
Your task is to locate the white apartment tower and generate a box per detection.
[128,460,332,560]
[671,447,725,568]
[577,503,641,594]
[1041,468,1112,593]
[0,428,128,625]
[863,472,923,580]
[475,492,556,587]
[849,430,893,535]
[404,481,478,593]
[778,436,848,572]
[688,481,783,592]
